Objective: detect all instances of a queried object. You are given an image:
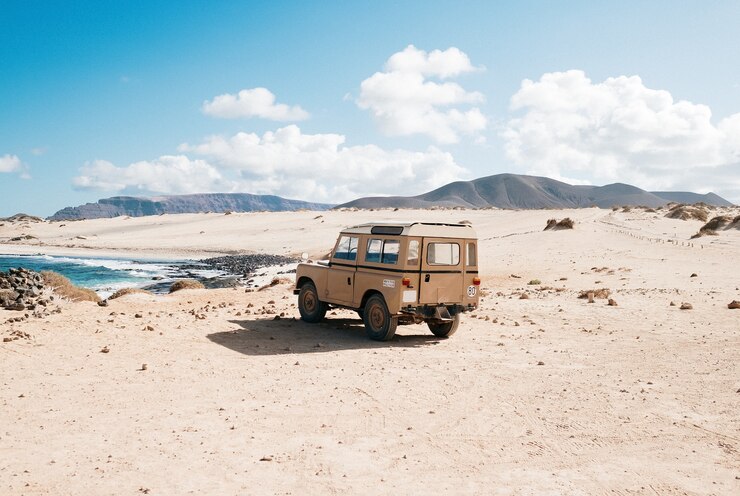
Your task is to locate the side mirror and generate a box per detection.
[301,252,309,261]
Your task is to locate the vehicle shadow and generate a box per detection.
[206,317,444,356]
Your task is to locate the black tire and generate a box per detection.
[363,294,397,341]
[427,313,461,337]
[298,282,327,323]
[356,308,364,320]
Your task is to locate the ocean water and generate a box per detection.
[0,254,223,298]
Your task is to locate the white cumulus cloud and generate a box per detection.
[0,154,22,173]
[73,155,234,194]
[202,87,309,121]
[358,45,486,144]
[0,154,30,179]
[70,127,467,203]
[503,70,740,199]
[179,125,467,202]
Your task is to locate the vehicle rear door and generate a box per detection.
[419,238,464,304]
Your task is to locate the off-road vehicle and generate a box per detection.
[294,222,480,340]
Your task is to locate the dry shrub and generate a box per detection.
[644,208,657,213]
[169,279,205,293]
[578,288,611,299]
[622,206,632,213]
[528,279,541,285]
[108,288,153,300]
[41,271,101,303]
[544,218,574,231]
[556,218,574,229]
[258,276,292,291]
[665,204,708,222]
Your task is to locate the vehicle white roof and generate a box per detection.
[341,221,476,238]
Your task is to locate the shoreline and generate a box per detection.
[0,243,236,261]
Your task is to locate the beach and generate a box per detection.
[1,207,739,494]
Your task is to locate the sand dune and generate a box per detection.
[1,207,739,494]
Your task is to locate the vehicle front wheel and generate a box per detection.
[427,312,461,337]
[363,294,397,341]
[298,283,327,323]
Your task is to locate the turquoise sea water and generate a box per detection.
[0,254,222,297]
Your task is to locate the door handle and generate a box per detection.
[347,277,352,285]
[424,274,430,282]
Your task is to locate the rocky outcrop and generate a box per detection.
[0,267,55,313]
[48,193,333,220]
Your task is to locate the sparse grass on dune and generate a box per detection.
[169,279,205,293]
[665,204,708,222]
[701,215,733,231]
[41,271,101,303]
[690,214,740,238]
[108,288,153,300]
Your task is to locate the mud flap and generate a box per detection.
[433,306,453,322]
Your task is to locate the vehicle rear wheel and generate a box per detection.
[427,312,460,337]
[298,282,327,323]
[363,294,397,341]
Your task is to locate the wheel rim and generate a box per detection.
[303,290,316,312]
[368,303,385,330]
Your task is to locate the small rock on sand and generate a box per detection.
[728,300,740,309]
[680,303,693,310]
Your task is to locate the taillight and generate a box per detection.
[402,277,410,287]
[473,277,481,286]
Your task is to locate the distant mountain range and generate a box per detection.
[48,193,333,220]
[47,174,733,220]
[336,174,734,209]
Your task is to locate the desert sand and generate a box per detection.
[1,207,739,495]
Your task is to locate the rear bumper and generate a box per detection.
[399,303,475,319]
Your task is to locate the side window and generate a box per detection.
[466,243,477,266]
[365,239,382,263]
[365,238,399,265]
[334,235,358,260]
[382,240,399,264]
[427,243,460,266]
[407,240,420,265]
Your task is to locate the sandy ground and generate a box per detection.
[1,207,739,495]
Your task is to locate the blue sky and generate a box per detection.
[1,0,739,217]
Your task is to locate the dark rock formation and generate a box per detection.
[0,268,57,319]
[49,193,333,220]
[198,254,298,276]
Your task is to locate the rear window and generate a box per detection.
[365,238,399,264]
[427,243,460,266]
[407,240,420,265]
[334,235,358,260]
[466,243,477,266]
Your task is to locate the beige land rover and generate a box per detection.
[294,222,480,340]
